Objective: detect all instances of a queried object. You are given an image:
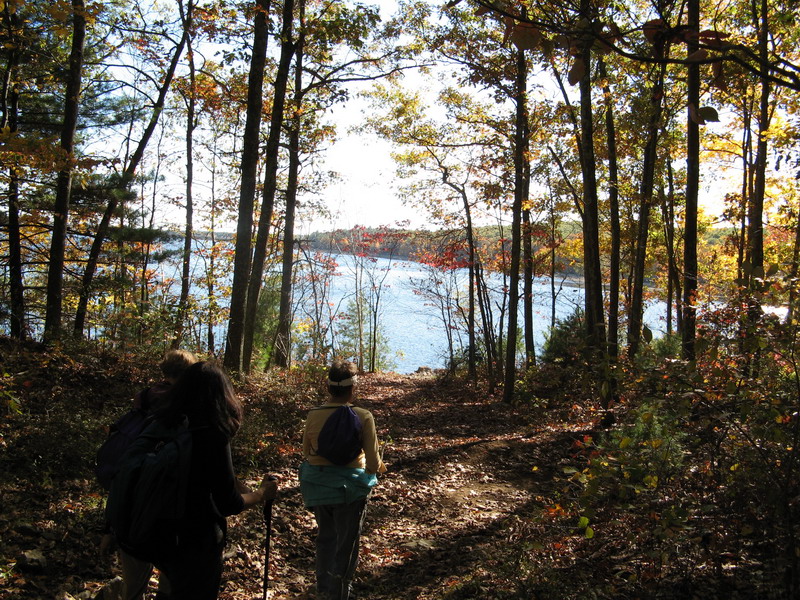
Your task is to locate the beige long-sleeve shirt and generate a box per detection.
[302,402,387,475]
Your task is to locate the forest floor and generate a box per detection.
[0,344,787,599]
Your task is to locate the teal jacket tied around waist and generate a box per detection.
[299,462,378,507]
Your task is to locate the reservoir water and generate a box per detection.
[302,254,669,374]
[162,247,669,374]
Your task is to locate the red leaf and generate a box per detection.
[502,16,515,46]
[642,19,664,43]
[686,48,709,62]
[511,22,542,51]
[688,103,705,125]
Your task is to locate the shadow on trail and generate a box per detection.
[359,494,542,600]
[358,434,573,600]
[355,416,586,599]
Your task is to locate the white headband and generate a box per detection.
[328,376,357,387]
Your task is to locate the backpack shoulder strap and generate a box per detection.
[134,387,152,412]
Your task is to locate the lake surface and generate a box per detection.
[315,254,669,374]
[163,246,668,374]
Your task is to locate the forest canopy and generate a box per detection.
[0,0,796,371]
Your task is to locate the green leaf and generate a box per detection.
[643,325,653,343]
[578,516,590,528]
[619,437,633,449]
[585,527,595,539]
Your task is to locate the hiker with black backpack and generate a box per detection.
[106,360,279,600]
[299,360,387,600]
[98,349,197,600]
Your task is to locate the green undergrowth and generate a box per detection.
[509,307,800,599]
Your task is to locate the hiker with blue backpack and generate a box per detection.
[106,360,279,600]
[98,348,197,600]
[299,360,387,600]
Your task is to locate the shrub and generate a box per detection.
[540,308,587,365]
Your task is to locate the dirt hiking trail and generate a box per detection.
[253,372,585,600]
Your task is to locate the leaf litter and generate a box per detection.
[1,348,770,599]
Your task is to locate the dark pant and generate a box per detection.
[154,522,224,600]
[313,499,368,600]
[120,549,171,600]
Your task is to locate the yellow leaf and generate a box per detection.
[568,58,585,85]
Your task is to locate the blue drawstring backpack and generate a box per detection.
[315,405,363,465]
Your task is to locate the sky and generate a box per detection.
[299,0,426,233]
[308,103,420,231]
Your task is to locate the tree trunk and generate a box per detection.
[440,176,477,380]
[475,258,496,388]
[44,0,85,341]
[747,0,770,292]
[576,21,606,353]
[666,161,683,334]
[787,210,800,326]
[628,63,666,359]
[223,0,271,372]
[599,57,620,361]
[7,152,24,339]
[682,0,700,361]
[549,192,557,329]
[463,195,477,381]
[241,0,296,373]
[523,207,535,368]
[274,0,305,368]
[3,17,24,339]
[660,183,677,336]
[174,2,196,349]
[503,48,528,403]
[738,98,753,283]
[74,24,188,337]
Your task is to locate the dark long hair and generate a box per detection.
[159,361,242,439]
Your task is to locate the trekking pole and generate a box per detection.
[263,476,277,600]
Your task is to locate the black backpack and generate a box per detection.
[95,389,153,489]
[105,416,193,562]
[315,405,363,465]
